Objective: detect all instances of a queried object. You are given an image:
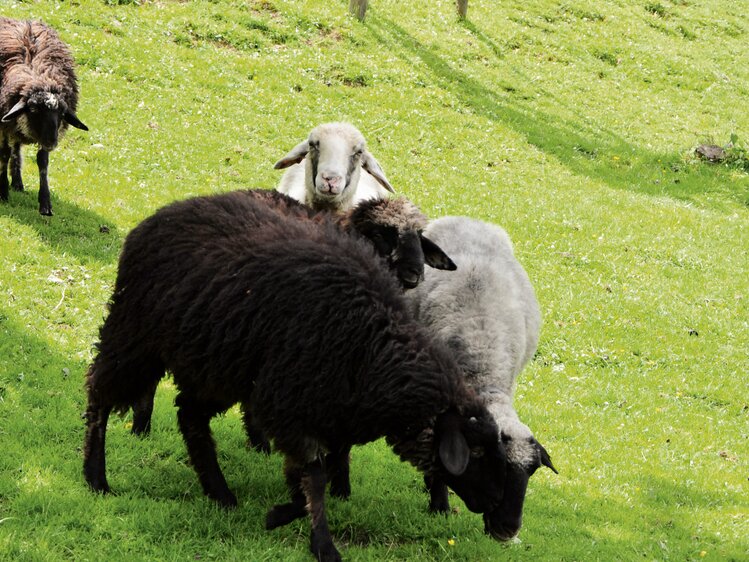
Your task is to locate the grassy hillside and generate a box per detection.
[1,0,747,560]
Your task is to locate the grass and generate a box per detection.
[0,0,747,560]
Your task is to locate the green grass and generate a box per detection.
[1,0,747,560]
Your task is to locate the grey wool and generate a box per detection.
[406,215,557,541]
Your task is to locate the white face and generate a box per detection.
[311,134,363,199]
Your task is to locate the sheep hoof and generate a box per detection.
[310,532,341,562]
[131,420,152,437]
[329,481,351,500]
[265,502,307,529]
[428,500,451,514]
[247,438,271,456]
[11,181,23,192]
[39,206,53,216]
[210,490,238,509]
[86,478,111,495]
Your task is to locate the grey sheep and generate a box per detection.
[406,216,557,540]
[0,17,88,215]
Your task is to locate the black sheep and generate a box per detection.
[0,18,88,215]
[126,189,456,454]
[83,191,506,562]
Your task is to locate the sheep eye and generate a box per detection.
[352,150,363,158]
[470,447,485,459]
[308,141,319,151]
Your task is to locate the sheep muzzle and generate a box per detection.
[483,510,522,541]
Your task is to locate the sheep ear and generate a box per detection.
[2,100,26,122]
[421,235,457,271]
[537,441,558,474]
[64,111,89,131]
[361,150,395,193]
[437,413,470,476]
[274,140,309,169]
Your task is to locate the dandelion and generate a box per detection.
[448,539,456,546]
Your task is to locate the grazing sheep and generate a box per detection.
[0,18,88,215]
[126,189,457,449]
[406,216,557,540]
[275,122,394,212]
[322,216,558,538]
[83,193,507,562]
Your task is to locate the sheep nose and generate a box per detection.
[399,270,423,289]
[483,512,521,542]
[319,173,343,194]
[398,265,424,289]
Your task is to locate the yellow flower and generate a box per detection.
[448,539,456,546]
[700,552,707,557]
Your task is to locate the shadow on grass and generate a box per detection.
[0,310,89,487]
[0,308,280,515]
[0,189,122,265]
[366,17,749,209]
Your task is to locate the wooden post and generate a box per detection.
[457,0,468,19]
[349,0,368,21]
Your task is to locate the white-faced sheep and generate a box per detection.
[274,122,394,212]
[406,216,557,541]
[0,18,88,215]
[83,192,507,562]
[125,189,457,451]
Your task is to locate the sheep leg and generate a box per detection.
[36,148,52,216]
[424,474,451,513]
[303,459,340,562]
[265,459,308,529]
[131,379,159,436]
[175,393,237,508]
[83,353,160,493]
[240,402,271,455]
[0,142,9,201]
[83,401,113,494]
[326,445,351,499]
[10,143,23,191]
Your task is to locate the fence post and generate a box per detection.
[457,0,468,19]
[349,0,368,21]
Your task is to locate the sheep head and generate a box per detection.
[274,122,394,210]
[482,434,557,541]
[2,89,88,150]
[344,197,457,289]
[432,407,508,514]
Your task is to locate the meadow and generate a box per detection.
[0,0,747,560]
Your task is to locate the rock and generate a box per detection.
[695,144,726,162]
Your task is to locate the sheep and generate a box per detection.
[0,17,88,215]
[274,122,394,212]
[322,216,558,540]
[82,192,508,562]
[405,216,557,541]
[126,189,457,452]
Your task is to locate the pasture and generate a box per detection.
[0,0,747,560]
